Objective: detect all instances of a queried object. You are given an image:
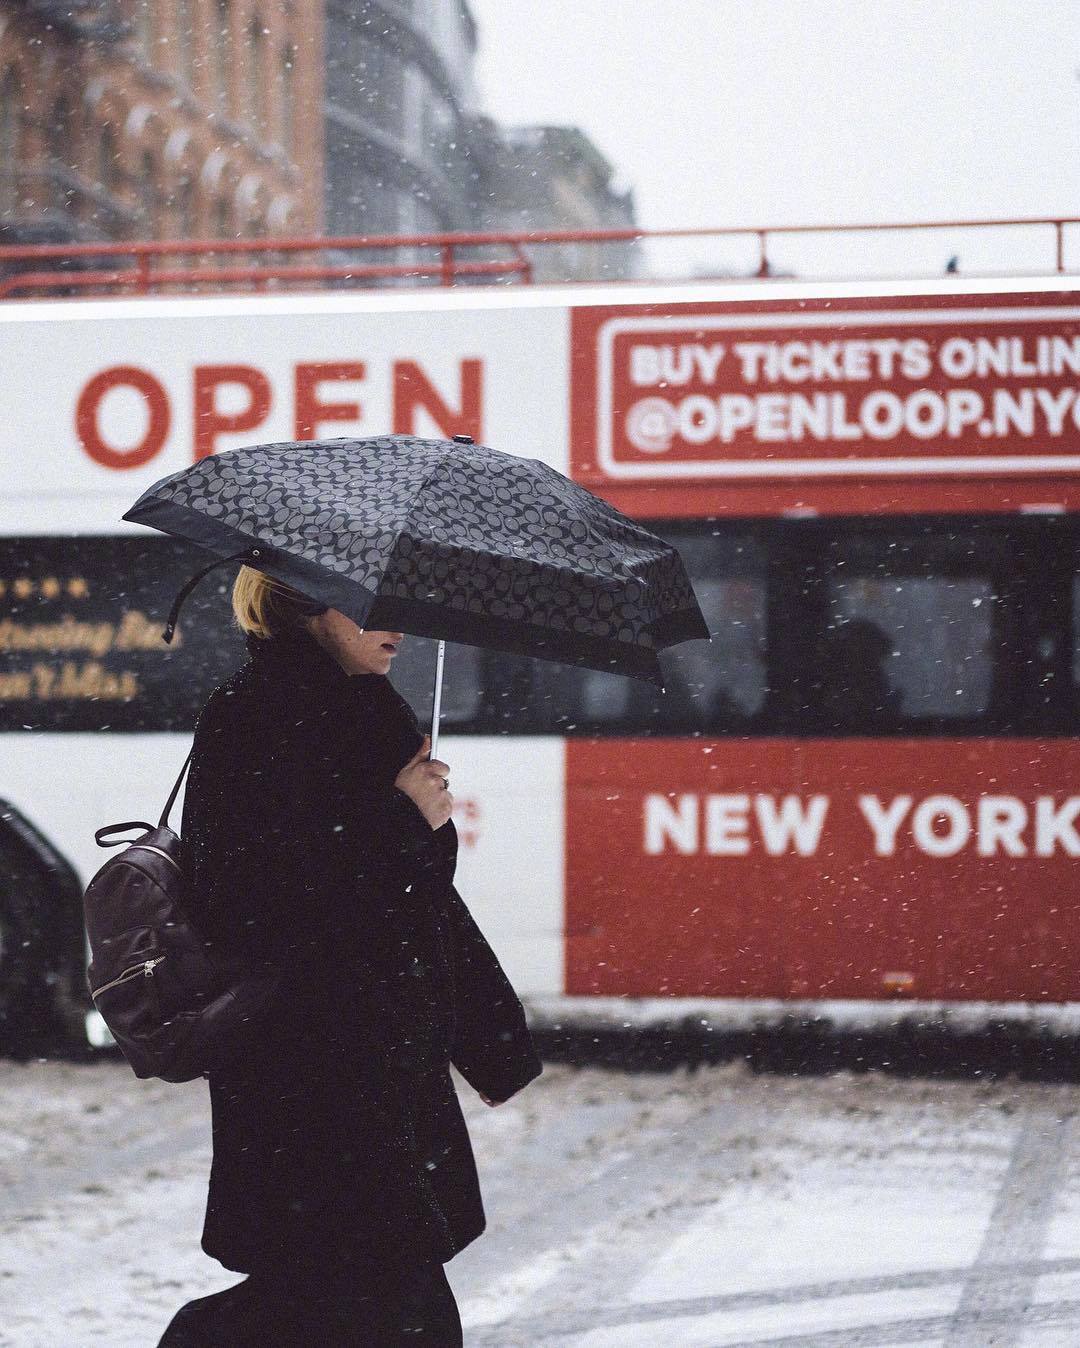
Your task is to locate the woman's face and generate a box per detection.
[304,609,404,676]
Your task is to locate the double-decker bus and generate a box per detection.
[2,272,1079,1047]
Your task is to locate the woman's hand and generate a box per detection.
[394,735,453,830]
[479,1092,506,1107]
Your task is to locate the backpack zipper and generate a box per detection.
[90,954,166,1000]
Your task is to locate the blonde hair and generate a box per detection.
[231,565,318,640]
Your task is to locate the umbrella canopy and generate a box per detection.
[122,434,708,684]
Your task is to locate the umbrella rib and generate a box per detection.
[352,447,455,612]
[384,444,645,593]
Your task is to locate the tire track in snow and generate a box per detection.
[942,1104,1076,1348]
[462,1258,1080,1345]
[461,1082,777,1342]
[1,1121,209,1220]
[708,1296,1080,1347]
[464,1084,1077,1346]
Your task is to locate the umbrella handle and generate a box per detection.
[429,639,446,761]
[161,548,253,643]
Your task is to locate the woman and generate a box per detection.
[157,567,543,1346]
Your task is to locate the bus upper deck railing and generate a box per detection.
[1,216,1079,299]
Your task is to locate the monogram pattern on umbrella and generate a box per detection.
[130,435,707,657]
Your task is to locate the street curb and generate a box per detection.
[521,996,1080,1081]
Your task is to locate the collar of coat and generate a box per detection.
[242,624,426,777]
[243,624,388,698]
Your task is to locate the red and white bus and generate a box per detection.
[2,273,1079,1046]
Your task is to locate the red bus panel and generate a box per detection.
[566,738,1080,1002]
[570,291,1080,518]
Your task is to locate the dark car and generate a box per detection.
[0,798,93,1054]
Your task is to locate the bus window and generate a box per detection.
[807,534,1005,733]
[0,535,246,733]
[655,531,768,727]
[530,528,768,735]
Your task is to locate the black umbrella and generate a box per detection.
[123,434,708,746]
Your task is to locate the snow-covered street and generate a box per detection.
[3,1055,1080,1346]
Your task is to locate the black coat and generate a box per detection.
[180,623,542,1275]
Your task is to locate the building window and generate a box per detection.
[178,0,197,89]
[213,193,230,237]
[98,125,118,195]
[135,1,157,60]
[47,96,72,163]
[140,150,158,236]
[0,67,24,215]
[329,24,404,140]
[247,13,267,133]
[47,96,73,212]
[176,177,197,237]
[214,0,232,112]
[280,41,296,154]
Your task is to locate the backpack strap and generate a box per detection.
[95,821,156,848]
[94,750,194,847]
[158,748,194,830]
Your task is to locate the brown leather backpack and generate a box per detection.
[83,752,281,1083]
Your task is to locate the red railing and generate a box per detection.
[0,217,1078,299]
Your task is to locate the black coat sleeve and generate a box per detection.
[445,885,542,1102]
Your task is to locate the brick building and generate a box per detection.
[0,0,323,247]
[0,0,638,287]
